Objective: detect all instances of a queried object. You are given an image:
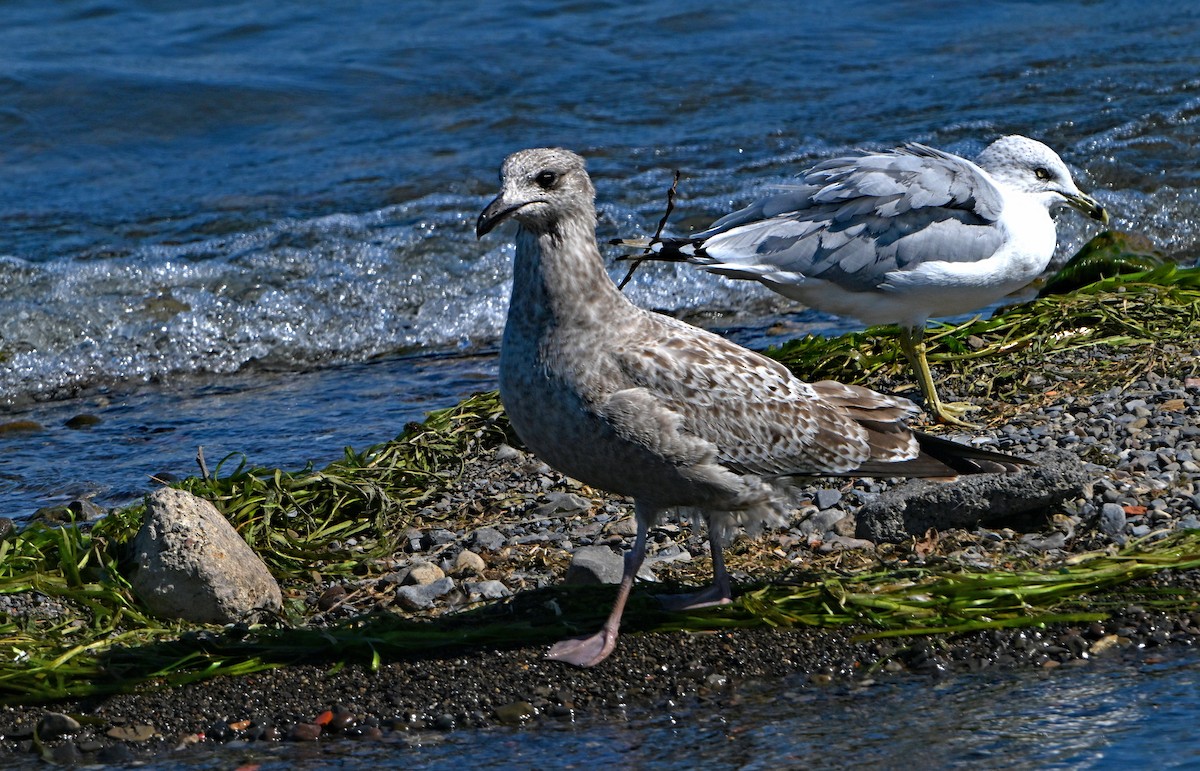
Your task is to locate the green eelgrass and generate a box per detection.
[5,530,1200,704]
[2,242,1199,704]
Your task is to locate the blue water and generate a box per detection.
[3,0,1200,517]
[1,0,1199,765]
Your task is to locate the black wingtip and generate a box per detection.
[914,432,1033,475]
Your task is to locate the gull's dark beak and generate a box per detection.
[1064,191,1109,225]
[476,194,514,239]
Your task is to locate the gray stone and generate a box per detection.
[470,526,507,552]
[130,488,281,623]
[1100,503,1128,536]
[1176,514,1200,531]
[563,545,624,585]
[469,580,512,600]
[855,450,1091,543]
[396,577,455,610]
[801,508,847,536]
[494,443,523,462]
[531,491,592,518]
[606,517,639,537]
[815,488,843,510]
[817,535,875,552]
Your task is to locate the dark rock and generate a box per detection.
[37,712,80,738]
[64,413,102,429]
[70,498,105,521]
[287,722,322,741]
[317,584,348,611]
[856,449,1091,543]
[49,740,81,765]
[470,526,507,552]
[97,743,135,763]
[129,488,282,623]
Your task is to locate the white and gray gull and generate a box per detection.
[476,147,1029,668]
[614,136,1109,427]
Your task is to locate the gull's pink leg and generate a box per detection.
[657,525,733,611]
[547,511,650,667]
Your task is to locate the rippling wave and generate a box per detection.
[2,0,1199,512]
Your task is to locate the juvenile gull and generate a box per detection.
[615,136,1109,426]
[476,147,1029,668]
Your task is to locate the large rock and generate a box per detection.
[130,488,282,623]
[563,545,624,585]
[855,449,1092,543]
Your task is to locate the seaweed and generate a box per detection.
[1,238,1199,704]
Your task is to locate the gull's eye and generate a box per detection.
[1034,167,1052,181]
[534,170,559,189]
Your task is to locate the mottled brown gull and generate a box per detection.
[476,147,1029,668]
[615,136,1109,427]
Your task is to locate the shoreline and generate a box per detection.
[2,266,1200,763]
[3,586,1199,764]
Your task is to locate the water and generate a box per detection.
[44,648,1197,770]
[3,0,1200,517]
[1,0,1199,765]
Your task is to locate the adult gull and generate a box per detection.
[615,136,1109,426]
[476,147,1029,668]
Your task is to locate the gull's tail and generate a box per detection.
[610,236,708,263]
[846,431,1033,478]
[912,432,1033,475]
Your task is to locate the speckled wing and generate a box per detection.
[692,144,1009,291]
[607,313,922,477]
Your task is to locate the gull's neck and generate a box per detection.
[508,212,630,332]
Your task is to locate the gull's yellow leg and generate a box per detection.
[898,325,981,428]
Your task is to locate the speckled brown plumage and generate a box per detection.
[476,147,1027,667]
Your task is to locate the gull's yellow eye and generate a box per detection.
[1034,167,1051,181]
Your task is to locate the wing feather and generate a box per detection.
[692,145,1009,292]
[610,313,921,478]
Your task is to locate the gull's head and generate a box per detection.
[975,135,1108,224]
[476,147,595,239]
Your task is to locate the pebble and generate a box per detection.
[105,724,155,742]
[1100,503,1127,535]
[494,701,537,725]
[396,577,455,610]
[563,545,624,585]
[815,489,843,510]
[286,722,322,741]
[470,527,507,552]
[453,550,486,576]
[406,562,446,586]
[37,712,80,738]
